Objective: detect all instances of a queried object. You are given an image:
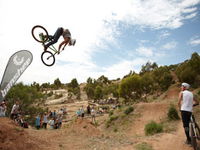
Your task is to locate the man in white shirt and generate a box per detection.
[178,83,199,145]
[10,101,19,119]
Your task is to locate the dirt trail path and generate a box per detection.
[148,121,192,150]
[128,102,194,150]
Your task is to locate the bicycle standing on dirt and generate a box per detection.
[189,104,200,150]
[31,25,76,66]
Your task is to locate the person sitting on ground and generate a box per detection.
[44,27,76,54]
[48,118,55,129]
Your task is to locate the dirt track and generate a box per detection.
[1,84,199,150]
[1,101,197,150]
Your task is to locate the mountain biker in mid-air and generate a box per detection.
[178,82,199,145]
[44,27,76,54]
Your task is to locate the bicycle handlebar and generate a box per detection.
[193,103,199,107]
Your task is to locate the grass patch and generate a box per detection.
[167,104,180,121]
[135,142,154,150]
[145,121,163,136]
[124,106,134,115]
[14,127,24,132]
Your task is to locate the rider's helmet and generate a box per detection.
[181,82,190,89]
[69,39,76,46]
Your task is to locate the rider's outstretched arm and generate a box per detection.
[58,41,68,51]
[62,43,68,50]
[58,38,70,51]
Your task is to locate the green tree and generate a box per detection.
[94,86,103,100]
[140,61,158,75]
[176,53,200,87]
[68,78,80,99]
[97,75,111,85]
[152,66,173,91]
[5,83,46,125]
[119,74,142,101]
[54,78,62,89]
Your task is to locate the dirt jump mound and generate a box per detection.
[0,117,39,150]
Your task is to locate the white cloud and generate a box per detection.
[0,0,199,84]
[109,0,200,29]
[102,58,147,79]
[159,31,171,39]
[162,41,177,50]
[189,36,200,46]
[136,47,154,57]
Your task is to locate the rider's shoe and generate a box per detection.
[44,45,47,51]
[185,140,191,145]
[48,35,54,40]
[57,50,60,54]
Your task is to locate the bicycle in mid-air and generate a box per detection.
[189,104,200,150]
[31,25,66,66]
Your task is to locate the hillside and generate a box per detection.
[1,85,200,150]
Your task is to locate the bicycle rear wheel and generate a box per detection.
[190,123,198,150]
[195,123,200,140]
[32,25,49,43]
[41,51,55,66]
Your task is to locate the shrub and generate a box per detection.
[109,115,118,122]
[145,121,163,135]
[54,93,63,99]
[109,110,114,116]
[47,91,53,97]
[106,115,119,128]
[124,106,134,115]
[167,104,180,121]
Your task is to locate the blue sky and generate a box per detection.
[0,0,200,84]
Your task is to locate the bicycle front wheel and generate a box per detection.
[195,123,200,140]
[190,123,198,150]
[32,25,49,43]
[41,51,55,66]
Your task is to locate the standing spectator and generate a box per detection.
[10,101,20,120]
[35,115,41,130]
[91,107,96,124]
[0,101,6,117]
[80,106,85,119]
[57,114,63,129]
[52,110,57,118]
[76,108,81,118]
[87,105,91,115]
[43,112,48,129]
[48,110,53,118]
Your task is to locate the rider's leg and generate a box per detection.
[44,28,63,50]
[181,111,192,143]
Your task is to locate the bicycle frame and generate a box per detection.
[39,34,59,55]
[190,115,199,138]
